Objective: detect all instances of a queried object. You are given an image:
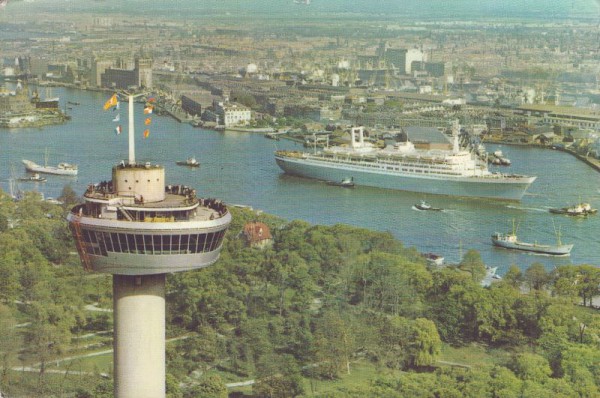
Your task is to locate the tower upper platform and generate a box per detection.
[68,161,231,275]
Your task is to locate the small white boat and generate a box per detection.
[422,252,444,267]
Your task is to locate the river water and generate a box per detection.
[1,86,599,273]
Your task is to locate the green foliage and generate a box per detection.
[58,184,81,208]
[524,262,549,290]
[313,311,356,379]
[551,264,600,307]
[459,249,487,283]
[509,353,552,383]
[410,318,442,368]
[166,372,183,398]
[1,191,599,396]
[184,374,227,398]
[503,264,523,288]
[253,354,304,398]
[0,304,20,385]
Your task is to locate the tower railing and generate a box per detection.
[70,219,92,271]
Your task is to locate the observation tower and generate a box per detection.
[67,94,231,398]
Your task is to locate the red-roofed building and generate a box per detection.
[242,222,273,249]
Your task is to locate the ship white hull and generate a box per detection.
[22,159,78,176]
[275,154,535,200]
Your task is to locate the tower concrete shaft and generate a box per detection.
[113,274,166,398]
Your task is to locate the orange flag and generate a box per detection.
[143,129,150,138]
[145,118,152,125]
[103,94,118,110]
[143,106,153,115]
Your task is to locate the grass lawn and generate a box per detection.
[53,351,113,374]
[438,343,513,370]
[300,360,408,396]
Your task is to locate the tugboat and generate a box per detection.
[549,201,597,216]
[413,200,443,211]
[176,157,200,167]
[326,177,355,188]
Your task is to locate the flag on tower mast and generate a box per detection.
[103,94,118,110]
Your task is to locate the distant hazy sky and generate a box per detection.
[6,0,600,20]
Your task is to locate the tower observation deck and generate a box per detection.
[67,94,231,398]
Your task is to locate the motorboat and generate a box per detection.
[18,173,47,182]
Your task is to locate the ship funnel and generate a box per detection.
[452,120,460,154]
[351,127,364,148]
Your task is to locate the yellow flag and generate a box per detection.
[103,94,118,110]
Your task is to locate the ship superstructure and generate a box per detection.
[275,122,536,200]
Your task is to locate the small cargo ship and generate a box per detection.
[491,221,572,256]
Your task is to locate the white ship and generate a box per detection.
[22,159,78,176]
[275,122,536,200]
[22,148,78,176]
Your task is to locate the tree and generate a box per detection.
[576,265,600,307]
[509,353,552,383]
[22,301,75,389]
[489,366,522,398]
[184,375,227,398]
[426,268,483,343]
[0,304,20,385]
[524,263,549,291]
[474,284,523,345]
[166,373,183,398]
[58,184,80,207]
[409,318,441,368]
[458,250,486,283]
[313,311,355,379]
[377,315,412,369]
[551,265,580,301]
[253,354,304,398]
[503,264,523,289]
